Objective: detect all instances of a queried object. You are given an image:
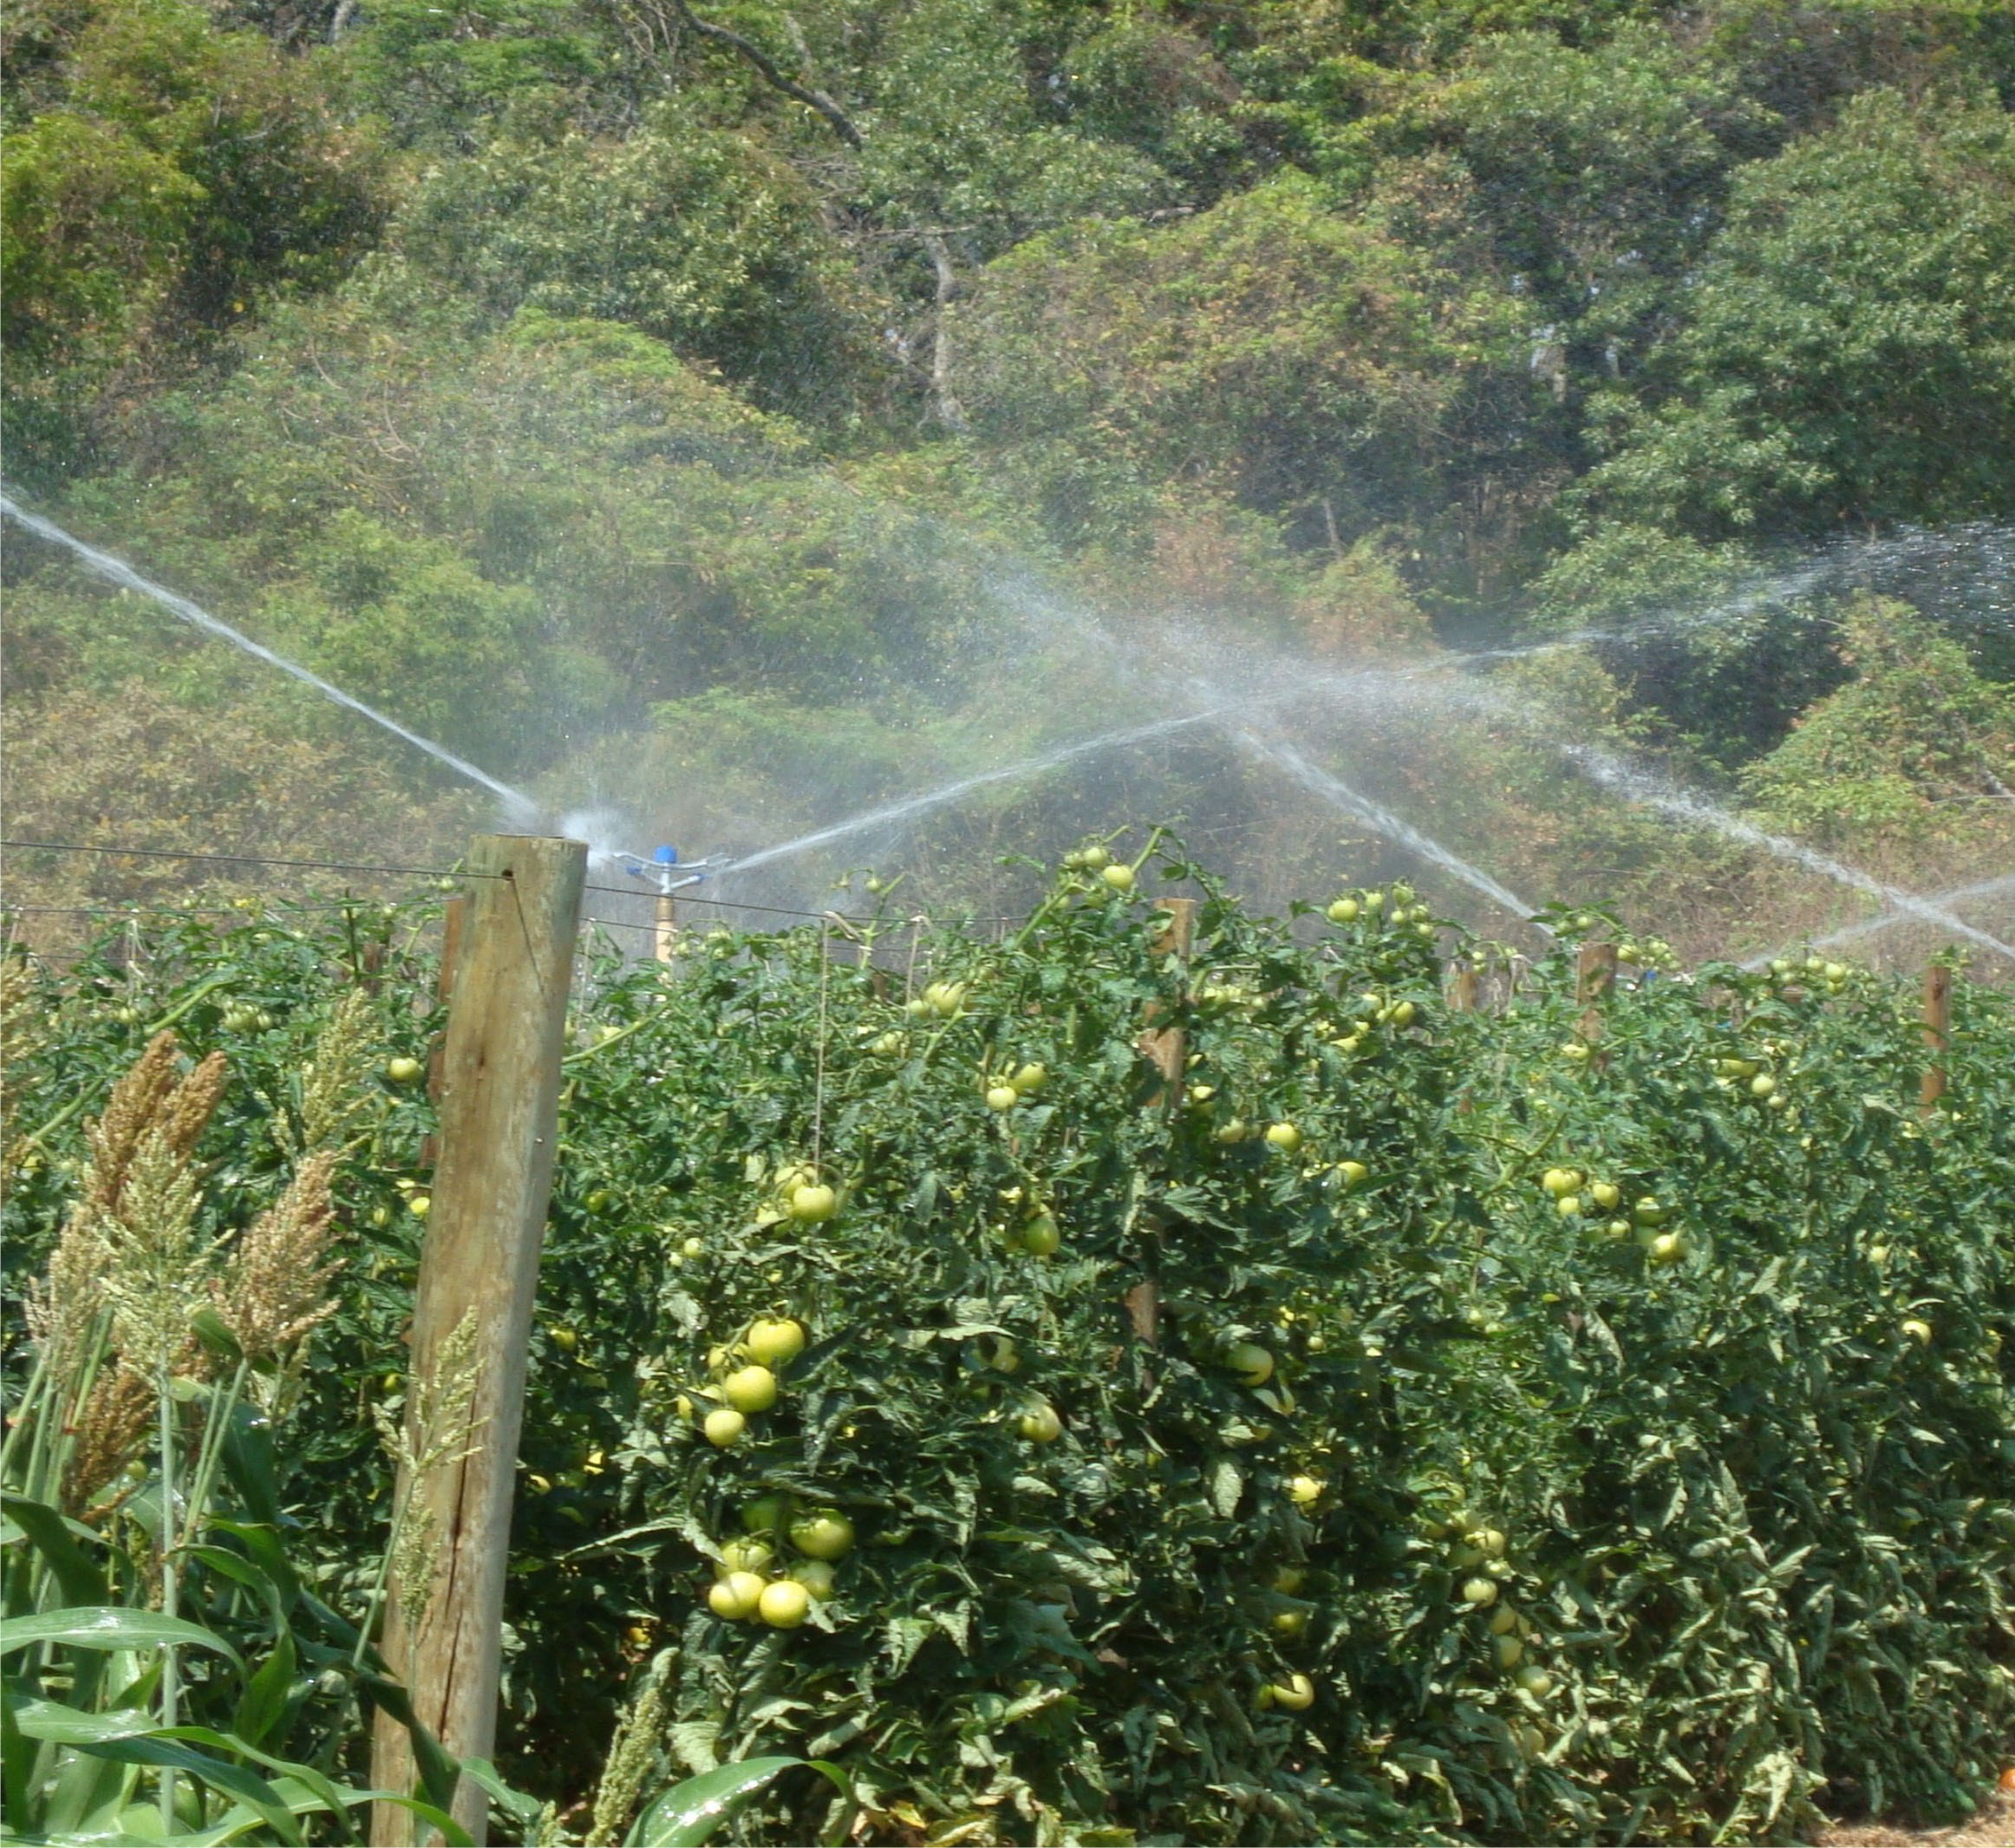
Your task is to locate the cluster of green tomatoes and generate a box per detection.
[704,1496,856,1631]
[1541,1166,1686,1263]
[675,1314,809,1450]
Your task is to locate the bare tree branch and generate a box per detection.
[669,0,863,147]
[922,232,968,433]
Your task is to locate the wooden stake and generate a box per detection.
[370,837,584,1846]
[1448,964,1480,1013]
[418,897,464,1172]
[1137,898,1197,1108]
[1575,942,1617,1048]
[1920,963,1952,1113]
[654,887,676,965]
[1128,899,1197,1346]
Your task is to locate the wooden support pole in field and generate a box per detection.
[418,897,464,1172]
[654,887,677,965]
[1137,898,1197,1106]
[1574,941,1619,1073]
[1448,963,1480,1014]
[1128,898,1197,1346]
[1575,942,1617,1039]
[1920,963,1953,1113]
[370,836,584,1846]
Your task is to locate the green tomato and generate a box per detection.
[722,1366,778,1414]
[708,1571,765,1621]
[740,1494,790,1534]
[791,1559,837,1600]
[790,1511,856,1561]
[703,1407,746,1447]
[758,1579,811,1629]
[1260,1673,1314,1712]
[1018,1401,1062,1443]
[1225,1342,1275,1386]
[1021,1213,1061,1258]
[718,1538,773,1575]
[746,1318,806,1367]
[788,1184,838,1223]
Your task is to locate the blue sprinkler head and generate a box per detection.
[654,845,679,866]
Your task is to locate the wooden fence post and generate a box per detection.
[1575,942,1617,1042]
[1920,963,1953,1113]
[654,887,676,966]
[370,836,584,1845]
[417,896,463,1172]
[1127,898,1197,1345]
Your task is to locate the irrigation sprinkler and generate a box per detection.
[616,845,722,962]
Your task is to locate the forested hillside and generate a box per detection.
[3,0,2013,956]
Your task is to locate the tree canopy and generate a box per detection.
[3,0,2012,949]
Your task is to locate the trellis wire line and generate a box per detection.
[1,839,493,880]
[581,882,1035,926]
[3,898,442,919]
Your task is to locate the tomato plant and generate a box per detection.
[4,849,2011,1845]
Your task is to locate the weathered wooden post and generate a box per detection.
[1920,963,1953,1113]
[417,896,463,1172]
[370,835,584,1845]
[1575,941,1616,1041]
[654,886,677,966]
[1128,898,1197,1345]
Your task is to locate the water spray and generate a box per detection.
[2,492,539,818]
[1234,730,1539,924]
[716,704,1241,877]
[1562,747,2015,965]
[1738,872,2015,970]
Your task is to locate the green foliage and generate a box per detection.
[1582,88,2015,539]
[1700,0,2015,131]
[7,851,2012,1841]
[1743,597,2015,847]
[956,171,1527,553]
[0,989,492,1844]
[392,105,887,420]
[337,0,602,146]
[0,0,381,477]
[1438,25,1766,349]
